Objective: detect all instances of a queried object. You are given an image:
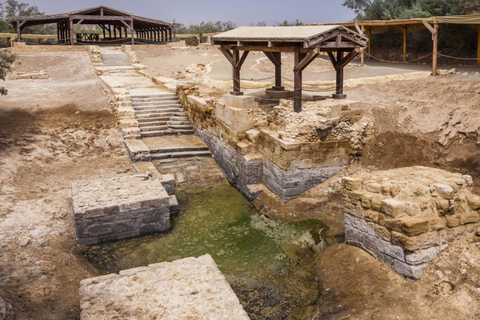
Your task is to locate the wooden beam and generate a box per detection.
[337,49,359,69]
[70,15,133,21]
[402,25,407,62]
[433,23,438,76]
[236,50,249,69]
[69,18,74,45]
[360,25,365,66]
[232,49,242,95]
[422,21,436,35]
[223,45,311,53]
[74,19,84,27]
[264,52,282,89]
[475,25,480,67]
[219,46,234,65]
[131,21,135,45]
[120,20,131,29]
[294,48,320,71]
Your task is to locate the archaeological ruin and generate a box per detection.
[2,3,480,320]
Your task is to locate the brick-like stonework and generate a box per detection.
[80,254,250,320]
[342,166,480,279]
[72,175,175,245]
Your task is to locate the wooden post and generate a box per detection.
[16,20,25,42]
[232,49,241,95]
[367,27,372,58]
[361,25,365,66]
[433,23,438,76]
[475,25,480,67]
[119,26,123,39]
[69,18,74,45]
[335,50,345,97]
[173,27,176,42]
[131,21,134,45]
[402,25,407,62]
[274,52,282,89]
[114,25,117,40]
[293,51,303,113]
[169,28,172,42]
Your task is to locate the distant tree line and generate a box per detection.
[343,0,480,20]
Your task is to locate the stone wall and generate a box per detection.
[72,175,176,245]
[177,86,365,202]
[13,42,89,53]
[80,254,250,319]
[342,166,480,279]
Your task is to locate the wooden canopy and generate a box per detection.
[318,13,480,74]
[212,26,368,112]
[8,5,176,45]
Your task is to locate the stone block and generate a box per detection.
[391,231,442,252]
[393,259,428,279]
[432,183,454,200]
[342,177,362,191]
[223,94,257,109]
[161,174,176,195]
[80,255,249,320]
[381,199,405,218]
[405,247,438,265]
[466,194,480,210]
[72,176,171,246]
[401,218,430,236]
[124,139,151,162]
[365,182,381,193]
[169,195,179,215]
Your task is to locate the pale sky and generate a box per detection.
[24,0,355,26]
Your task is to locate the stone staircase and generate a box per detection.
[132,93,196,138]
[101,52,136,73]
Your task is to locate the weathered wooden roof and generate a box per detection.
[8,5,173,29]
[212,25,367,50]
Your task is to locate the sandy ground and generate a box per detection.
[136,45,480,319]
[0,52,134,319]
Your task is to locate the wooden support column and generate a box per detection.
[402,25,407,62]
[131,21,135,45]
[327,48,360,99]
[169,28,172,42]
[173,27,176,42]
[16,20,26,42]
[474,25,480,67]
[263,51,283,90]
[293,49,319,112]
[361,25,365,66]
[119,26,123,39]
[69,18,74,45]
[423,21,438,76]
[113,25,117,39]
[220,46,249,95]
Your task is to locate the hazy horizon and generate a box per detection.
[23,0,355,26]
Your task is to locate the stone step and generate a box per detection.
[131,94,178,100]
[136,112,186,119]
[135,108,183,115]
[131,96,178,102]
[132,100,180,106]
[151,150,212,160]
[167,121,191,125]
[138,121,168,127]
[140,125,169,132]
[133,104,182,110]
[137,116,187,122]
[169,124,194,130]
[141,130,195,138]
[150,146,210,154]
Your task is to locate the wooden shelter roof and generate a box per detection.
[7,5,174,29]
[212,25,367,49]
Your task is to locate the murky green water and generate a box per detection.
[84,184,326,319]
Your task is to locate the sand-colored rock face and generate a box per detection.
[342,166,479,279]
[80,254,250,320]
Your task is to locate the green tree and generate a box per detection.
[0,49,15,95]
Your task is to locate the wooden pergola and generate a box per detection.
[324,13,480,75]
[212,26,367,112]
[8,5,175,45]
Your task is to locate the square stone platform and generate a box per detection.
[79,254,250,320]
[72,175,174,245]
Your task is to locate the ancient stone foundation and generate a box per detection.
[178,88,368,203]
[79,254,250,320]
[342,166,480,279]
[72,175,177,245]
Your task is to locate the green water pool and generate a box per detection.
[84,183,326,319]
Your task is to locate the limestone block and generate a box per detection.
[216,102,225,121]
[224,106,254,133]
[121,127,141,140]
[124,140,151,162]
[342,177,362,191]
[391,231,443,252]
[117,107,135,118]
[118,118,139,129]
[381,199,405,218]
[406,247,438,265]
[161,174,176,195]
[224,94,257,109]
[375,238,405,261]
[393,259,428,279]
[466,194,480,210]
[372,194,389,211]
[72,176,171,245]
[245,129,260,144]
[401,218,430,236]
[365,182,381,193]
[432,183,454,200]
[79,255,249,320]
[404,202,421,217]
[373,224,391,241]
[169,195,179,215]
